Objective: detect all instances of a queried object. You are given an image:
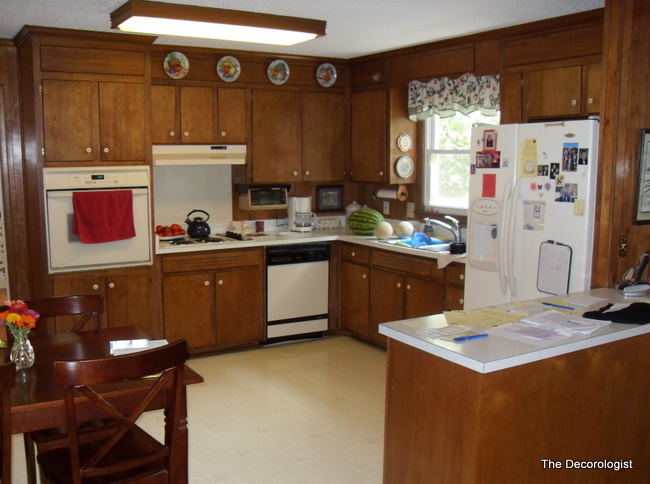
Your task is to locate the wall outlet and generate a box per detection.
[383,201,390,215]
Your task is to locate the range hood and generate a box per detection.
[152,144,246,165]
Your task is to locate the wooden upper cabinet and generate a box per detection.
[526,66,582,119]
[98,82,146,161]
[42,79,94,162]
[151,85,177,144]
[350,89,386,182]
[180,86,215,144]
[217,88,246,144]
[42,79,146,162]
[524,63,602,120]
[584,62,602,114]
[302,91,346,181]
[151,86,246,145]
[251,89,301,183]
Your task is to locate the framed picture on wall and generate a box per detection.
[316,185,343,212]
[635,128,650,223]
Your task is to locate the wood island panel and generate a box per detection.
[384,335,650,483]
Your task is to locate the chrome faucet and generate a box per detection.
[425,215,461,241]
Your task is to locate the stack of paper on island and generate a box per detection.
[486,310,610,346]
[110,339,168,356]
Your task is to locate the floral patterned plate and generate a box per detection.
[267,59,290,85]
[217,56,241,82]
[316,63,337,87]
[163,51,189,79]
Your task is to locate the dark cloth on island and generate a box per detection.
[583,302,650,325]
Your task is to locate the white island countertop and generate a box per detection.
[379,287,650,373]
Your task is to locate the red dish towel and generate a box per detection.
[72,190,136,244]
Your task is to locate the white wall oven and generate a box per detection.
[43,166,152,274]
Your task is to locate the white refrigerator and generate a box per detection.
[464,119,599,310]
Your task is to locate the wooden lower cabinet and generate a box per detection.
[52,268,159,338]
[444,263,466,310]
[161,248,264,352]
[340,260,370,337]
[339,243,451,345]
[370,268,444,344]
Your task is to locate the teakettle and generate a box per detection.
[185,209,211,238]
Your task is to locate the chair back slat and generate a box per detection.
[25,295,103,334]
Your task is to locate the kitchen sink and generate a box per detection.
[417,243,451,252]
[377,237,451,253]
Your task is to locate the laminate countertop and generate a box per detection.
[379,287,650,373]
[156,228,467,267]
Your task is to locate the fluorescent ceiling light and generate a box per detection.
[111,0,326,46]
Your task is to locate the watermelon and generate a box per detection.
[347,208,384,235]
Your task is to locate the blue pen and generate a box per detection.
[453,334,488,342]
[542,302,575,310]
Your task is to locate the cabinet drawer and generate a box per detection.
[445,263,465,286]
[162,248,261,273]
[341,243,370,264]
[372,249,443,280]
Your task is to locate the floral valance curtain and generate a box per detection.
[408,73,500,121]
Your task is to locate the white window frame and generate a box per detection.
[423,112,499,216]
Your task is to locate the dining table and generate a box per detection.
[1,325,204,476]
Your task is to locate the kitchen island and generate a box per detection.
[379,288,650,483]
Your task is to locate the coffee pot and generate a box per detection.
[185,209,211,238]
[288,197,315,232]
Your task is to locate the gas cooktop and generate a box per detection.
[168,233,253,245]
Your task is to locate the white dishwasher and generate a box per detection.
[266,242,330,340]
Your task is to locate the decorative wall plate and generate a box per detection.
[316,63,337,87]
[163,51,189,79]
[395,155,415,178]
[397,133,412,152]
[217,56,241,82]
[267,59,290,85]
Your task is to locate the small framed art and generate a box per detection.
[316,185,343,212]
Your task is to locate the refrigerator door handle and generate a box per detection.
[508,179,523,297]
[498,177,513,295]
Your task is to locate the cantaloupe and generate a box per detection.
[395,221,414,238]
[374,221,393,239]
[347,208,384,235]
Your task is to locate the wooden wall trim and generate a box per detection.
[593,0,650,288]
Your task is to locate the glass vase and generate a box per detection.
[10,331,35,369]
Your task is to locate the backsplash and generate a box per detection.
[152,165,233,226]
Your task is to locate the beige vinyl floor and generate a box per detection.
[12,335,387,483]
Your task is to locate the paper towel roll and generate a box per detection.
[377,186,409,201]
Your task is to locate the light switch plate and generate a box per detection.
[383,201,390,215]
[406,202,414,219]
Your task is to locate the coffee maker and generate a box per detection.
[288,196,315,232]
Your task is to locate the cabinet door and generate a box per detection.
[42,79,94,162]
[302,92,346,181]
[215,267,263,346]
[526,66,582,119]
[370,268,404,344]
[180,86,215,144]
[252,90,302,183]
[105,272,159,338]
[151,85,178,144]
[217,88,246,143]
[163,273,214,348]
[350,90,386,182]
[584,63,602,114]
[51,274,105,334]
[340,261,370,336]
[99,82,146,161]
[405,276,444,319]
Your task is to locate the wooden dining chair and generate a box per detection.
[36,339,188,484]
[25,294,103,335]
[0,362,17,484]
[21,294,103,484]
